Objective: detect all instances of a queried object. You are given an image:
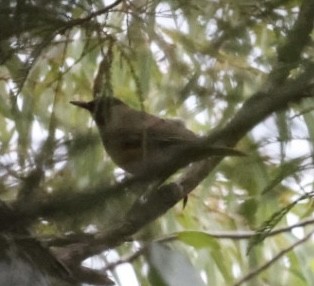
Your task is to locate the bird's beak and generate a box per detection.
[70,100,90,110]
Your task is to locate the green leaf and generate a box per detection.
[176,231,221,250]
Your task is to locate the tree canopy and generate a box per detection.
[1,0,314,285]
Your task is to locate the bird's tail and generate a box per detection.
[204,146,245,157]
[181,141,245,163]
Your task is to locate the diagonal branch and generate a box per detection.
[232,228,314,286]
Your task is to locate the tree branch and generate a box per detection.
[52,213,314,265]
[99,216,314,272]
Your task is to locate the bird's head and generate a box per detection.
[70,97,123,125]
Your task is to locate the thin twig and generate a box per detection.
[64,0,124,28]
[102,236,176,271]
[97,219,314,272]
[232,229,314,286]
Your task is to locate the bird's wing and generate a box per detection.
[142,114,199,144]
[105,104,199,145]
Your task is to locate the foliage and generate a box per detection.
[1,0,314,285]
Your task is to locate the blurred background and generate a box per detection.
[1,0,314,285]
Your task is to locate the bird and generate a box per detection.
[70,97,243,180]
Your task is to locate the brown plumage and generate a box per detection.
[71,97,243,179]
